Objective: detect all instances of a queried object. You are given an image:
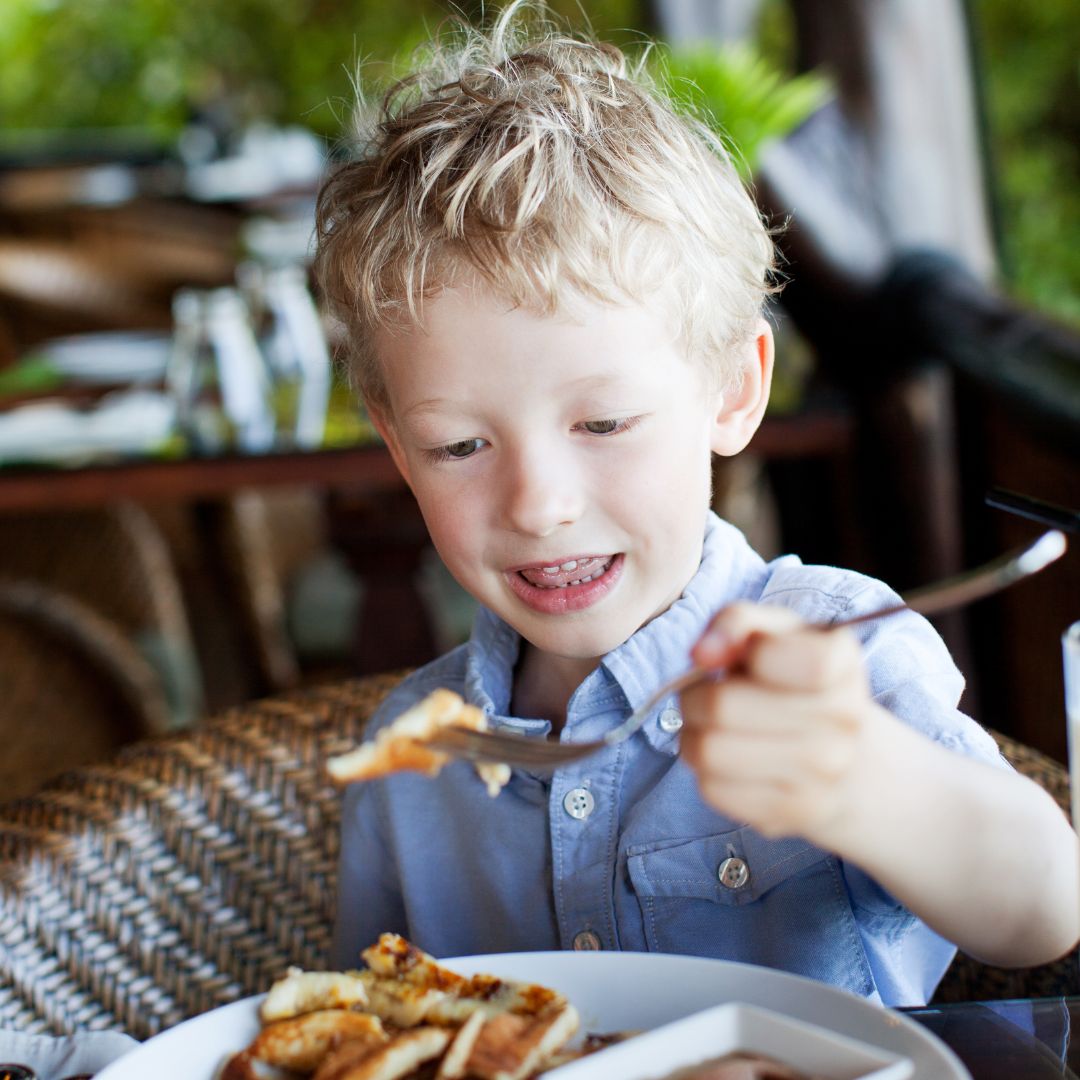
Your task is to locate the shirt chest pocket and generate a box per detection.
[625,828,845,966]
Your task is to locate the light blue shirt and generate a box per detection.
[334,514,1005,1006]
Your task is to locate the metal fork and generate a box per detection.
[427,530,1067,771]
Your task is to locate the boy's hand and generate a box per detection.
[679,602,888,845]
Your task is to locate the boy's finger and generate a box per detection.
[682,676,860,736]
[745,625,865,692]
[692,601,805,668]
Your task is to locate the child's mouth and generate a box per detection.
[518,555,614,589]
[507,554,622,614]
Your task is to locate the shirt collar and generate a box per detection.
[464,607,553,736]
[601,513,767,752]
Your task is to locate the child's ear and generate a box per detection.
[367,402,413,485]
[710,321,775,457]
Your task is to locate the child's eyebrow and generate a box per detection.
[401,399,452,422]
[567,373,629,394]
[402,375,630,419]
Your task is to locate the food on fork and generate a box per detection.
[219,934,580,1080]
[325,689,511,797]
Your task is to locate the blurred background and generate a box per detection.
[0,0,1075,796]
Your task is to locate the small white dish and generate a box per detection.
[546,1001,913,1080]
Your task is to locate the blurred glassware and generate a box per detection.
[237,261,331,449]
[166,287,275,455]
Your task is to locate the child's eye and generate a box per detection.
[577,416,641,436]
[428,437,488,462]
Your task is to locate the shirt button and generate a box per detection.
[573,930,602,951]
[718,856,750,890]
[658,706,683,732]
[562,787,595,820]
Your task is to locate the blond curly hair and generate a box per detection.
[315,0,776,413]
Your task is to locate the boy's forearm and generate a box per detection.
[821,707,1080,967]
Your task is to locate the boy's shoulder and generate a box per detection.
[756,555,902,624]
[703,516,900,624]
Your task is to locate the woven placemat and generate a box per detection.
[0,672,405,1038]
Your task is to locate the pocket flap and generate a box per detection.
[627,828,829,906]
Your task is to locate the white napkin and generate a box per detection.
[0,1029,138,1079]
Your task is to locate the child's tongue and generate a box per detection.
[519,555,610,589]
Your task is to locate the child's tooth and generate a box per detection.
[560,560,578,571]
[542,565,560,574]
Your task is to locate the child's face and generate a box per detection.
[372,285,769,681]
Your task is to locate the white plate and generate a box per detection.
[40,331,172,383]
[94,952,970,1080]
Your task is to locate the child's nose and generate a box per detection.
[502,445,585,537]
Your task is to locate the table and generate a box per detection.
[907,996,1080,1078]
[0,442,403,512]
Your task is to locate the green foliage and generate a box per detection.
[0,0,638,142]
[5,0,1067,326]
[0,0,434,139]
[969,0,1080,324]
[651,44,831,177]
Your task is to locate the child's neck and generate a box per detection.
[511,643,598,737]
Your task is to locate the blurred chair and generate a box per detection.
[0,672,401,1035]
[143,490,327,711]
[0,504,203,731]
[0,577,171,799]
[0,670,1073,1038]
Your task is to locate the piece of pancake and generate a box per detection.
[222,934,580,1080]
[219,1010,385,1079]
[311,1026,452,1080]
[359,933,570,1027]
[259,967,370,1021]
[457,1006,581,1080]
[325,689,510,797]
[247,1010,386,1071]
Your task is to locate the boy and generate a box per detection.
[315,2,1078,1005]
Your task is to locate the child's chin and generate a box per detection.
[516,615,643,665]
[519,622,633,665]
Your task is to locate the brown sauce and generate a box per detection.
[654,1052,823,1080]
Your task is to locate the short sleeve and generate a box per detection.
[759,560,1006,768]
